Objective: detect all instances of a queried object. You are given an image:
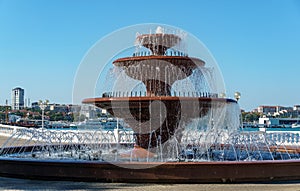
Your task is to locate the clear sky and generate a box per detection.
[0,0,299,111]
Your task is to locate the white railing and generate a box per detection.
[0,124,135,144]
[0,124,24,137]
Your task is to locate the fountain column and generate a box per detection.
[144,80,171,96]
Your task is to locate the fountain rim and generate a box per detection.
[136,33,182,40]
[113,56,205,65]
[1,154,300,165]
[82,96,237,104]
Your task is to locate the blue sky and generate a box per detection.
[0,0,299,111]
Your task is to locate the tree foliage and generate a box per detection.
[242,112,261,122]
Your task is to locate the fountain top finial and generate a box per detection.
[155,26,164,34]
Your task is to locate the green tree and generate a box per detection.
[242,112,261,122]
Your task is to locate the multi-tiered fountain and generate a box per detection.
[1,25,300,183]
[82,26,237,151]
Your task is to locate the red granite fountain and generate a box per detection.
[82,27,236,150]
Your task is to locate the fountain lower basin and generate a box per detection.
[1,129,300,183]
[1,156,300,183]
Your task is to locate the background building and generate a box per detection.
[258,117,300,128]
[257,106,277,115]
[257,105,298,118]
[11,87,24,110]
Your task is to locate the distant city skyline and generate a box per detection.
[0,0,300,111]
